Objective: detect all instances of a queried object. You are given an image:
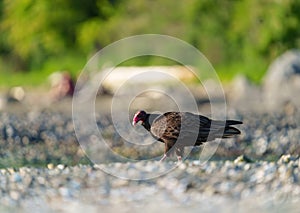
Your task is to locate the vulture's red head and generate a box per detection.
[132,110,147,126]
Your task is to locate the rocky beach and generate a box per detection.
[0,98,298,212]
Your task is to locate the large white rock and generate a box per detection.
[101,66,196,94]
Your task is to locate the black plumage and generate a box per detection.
[132,110,242,162]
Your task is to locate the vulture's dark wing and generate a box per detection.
[150,112,242,146]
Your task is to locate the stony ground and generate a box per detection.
[0,98,299,212]
[1,157,300,213]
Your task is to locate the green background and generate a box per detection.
[0,0,299,87]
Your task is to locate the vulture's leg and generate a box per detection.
[159,154,167,162]
[159,140,175,162]
[175,145,184,162]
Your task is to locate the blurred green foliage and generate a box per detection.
[0,0,300,85]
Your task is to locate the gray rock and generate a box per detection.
[264,50,300,112]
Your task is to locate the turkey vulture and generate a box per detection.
[132,110,242,162]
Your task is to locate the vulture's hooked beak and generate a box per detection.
[132,119,142,126]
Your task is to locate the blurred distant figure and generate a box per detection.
[0,86,26,111]
[49,71,74,101]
